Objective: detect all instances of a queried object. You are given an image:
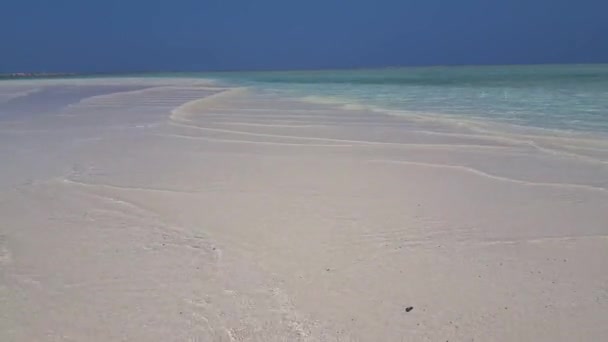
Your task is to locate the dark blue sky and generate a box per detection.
[1,0,607,72]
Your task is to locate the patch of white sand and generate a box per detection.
[1,79,607,341]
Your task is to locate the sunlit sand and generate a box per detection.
[1,78,607,341]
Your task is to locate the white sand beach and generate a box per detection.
[1,78,607,341]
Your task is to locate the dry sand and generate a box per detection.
[1,79,607,341]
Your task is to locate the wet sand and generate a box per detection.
[1,78,607,341]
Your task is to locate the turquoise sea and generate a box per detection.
[191,64,608,135]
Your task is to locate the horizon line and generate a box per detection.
[2,61,608,79]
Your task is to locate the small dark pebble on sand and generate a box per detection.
[405,306,414,312]
[326,268,331,272]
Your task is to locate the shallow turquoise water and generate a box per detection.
[191,65,608,134]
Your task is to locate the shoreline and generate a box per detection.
[0,78,607,341]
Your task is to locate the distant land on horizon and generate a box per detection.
[2,62,608,80]
[0,72,77,80]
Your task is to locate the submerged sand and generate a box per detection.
[0,78,607,341]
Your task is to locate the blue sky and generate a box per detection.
[1,0,607,72]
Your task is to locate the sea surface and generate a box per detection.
[187,64,608,135]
